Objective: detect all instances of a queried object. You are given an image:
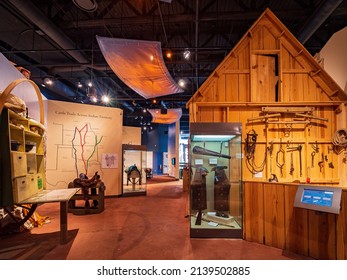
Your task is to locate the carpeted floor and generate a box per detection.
[0,180,312,260]
[146,175,179,184]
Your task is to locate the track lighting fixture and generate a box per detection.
[72,0,98,12]
[43,76,54,85]
[183,49,191,60]
[165,49,172,59]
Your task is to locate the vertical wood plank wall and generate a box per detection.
[243,182,264,244]
[243,181,347,259]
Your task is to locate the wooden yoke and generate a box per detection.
[0,78,44,125]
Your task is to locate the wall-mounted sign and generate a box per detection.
[102,153,118,169]
[209,158,217,165]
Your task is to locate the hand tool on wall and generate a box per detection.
[325,149,335,169]
[318,153,324,172]
[289,152,294,175]
[268,141,274,177]
[311,151,315,168]
[287,144,302,176]
[245,129,267,174]
[276,139,285,176]
[311,141,319,153]
[269,173,278,182]
[298,145,302,176]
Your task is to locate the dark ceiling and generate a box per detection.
[1,0,347,134]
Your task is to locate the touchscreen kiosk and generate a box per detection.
[294,185,342,214]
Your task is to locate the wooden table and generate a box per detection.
[20,188,80,244]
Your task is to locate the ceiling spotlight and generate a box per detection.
[43,76,53,85]
[72,0,98,12]
[77,81,83,88]
[165,49,172,59]
[178,79,186,87]
[143,108,147,113]
[150,54,154,61]
[87,81,93,87]
[101,95,110,103]
[183,49,191,60]
[143,126,147,130]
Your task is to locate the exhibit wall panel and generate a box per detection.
[319,26,347,93]
[167,122,179,178]
[122,126,141,145]
[45,100,123,196]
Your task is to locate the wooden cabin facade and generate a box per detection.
[186,8,347,260]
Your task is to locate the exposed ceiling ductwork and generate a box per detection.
[2,0,347,133]
[8,0,89,64]
[297,0,344,44]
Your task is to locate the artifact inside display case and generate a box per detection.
[122,144,147,196]
[189,123,242,238]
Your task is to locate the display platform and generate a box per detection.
[21,188,80,244]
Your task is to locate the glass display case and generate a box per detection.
[122,144,147,196]
[189,122,242,238]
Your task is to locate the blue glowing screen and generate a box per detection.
[301,189,333,207]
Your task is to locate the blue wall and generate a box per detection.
[142,124,168,174]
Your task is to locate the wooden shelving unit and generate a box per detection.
[0,108,45,206]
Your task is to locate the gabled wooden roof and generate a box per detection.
[187,8,347,106]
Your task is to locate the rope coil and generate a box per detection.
[332,129,347,147]
[245,129,267,174]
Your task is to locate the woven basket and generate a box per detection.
[0,78,44,125]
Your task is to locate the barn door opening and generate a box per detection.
[251,54,279,102]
